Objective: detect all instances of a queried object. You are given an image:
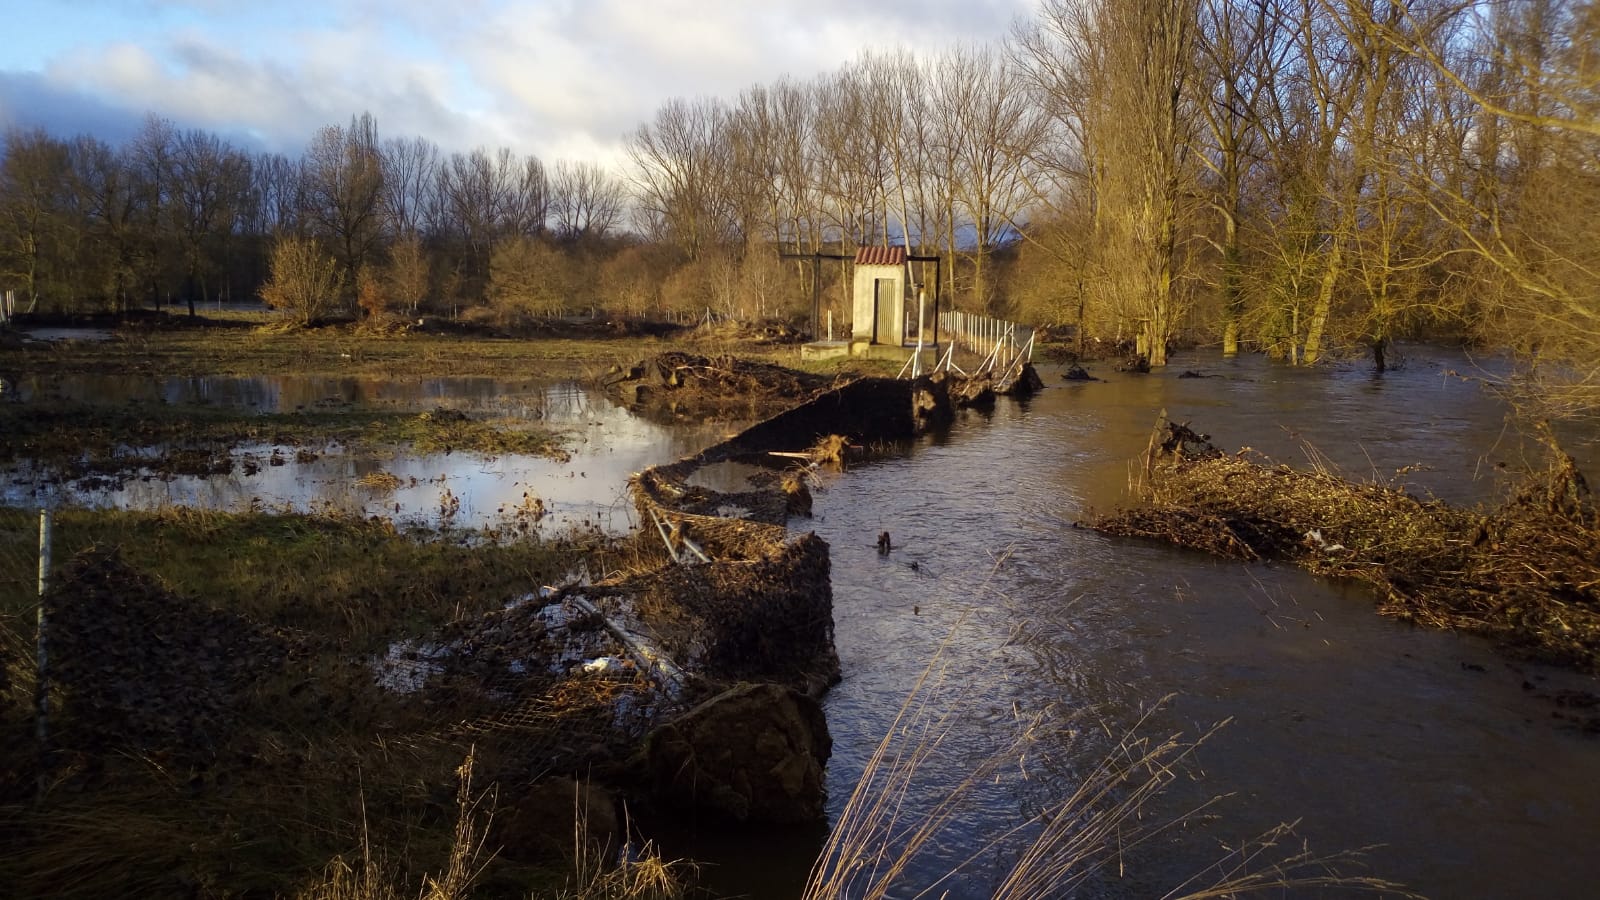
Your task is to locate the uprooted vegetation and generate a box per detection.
[1086,421,1600,671]
[601,351,837,420]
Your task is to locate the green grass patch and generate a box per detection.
[0,506,597,648]
[1,325,672,380]
[0,318,892,381]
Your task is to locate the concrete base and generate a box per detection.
[849,341,940,366]
[800,340,850,361]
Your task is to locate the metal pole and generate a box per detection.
[36,507,51,797]
[913,288,926,378]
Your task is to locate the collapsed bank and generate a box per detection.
[385,356,1040,831]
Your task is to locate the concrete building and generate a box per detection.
[851,245,909,348]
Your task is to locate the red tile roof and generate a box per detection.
[854,245,907,266]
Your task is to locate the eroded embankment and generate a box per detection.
[1086,420,1600,673]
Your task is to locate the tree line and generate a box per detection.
[0,112,637,324]
[2,0,1597,407]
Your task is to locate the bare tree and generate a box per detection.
[379,135,439,238]
[504,153,550,238]
[0,128,72,310]
[1083,0,1203,365]
[169,128,252,314]
[303,113,384,285]
[1193,0,1284,354]
[1014,0,1118,342]
[931,44,1046,312]
[1395,0,1600,412]
[67,135,141,310]
[550,160,625,241]
[387,232,431,315]
[627,97,735,260]
[252,152,305,237]
[126,115,182,306]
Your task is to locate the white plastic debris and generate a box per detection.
[1303,528,1347,553]
[582,656,632,675]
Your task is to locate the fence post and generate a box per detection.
[36,508,51,798]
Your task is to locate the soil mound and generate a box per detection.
[641,682,830,824]
[602,353,833,419]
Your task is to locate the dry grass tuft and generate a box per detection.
[556,839,689,900]
[356,470,404,492]
[806,612,1416,899]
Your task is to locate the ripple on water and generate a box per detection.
[781,348,1600,900]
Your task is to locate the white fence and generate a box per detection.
[931,311,1035,384]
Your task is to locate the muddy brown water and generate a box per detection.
[9,350,1600,898]
[676,348,1600,899]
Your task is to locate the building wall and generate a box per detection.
[851,265,903,344]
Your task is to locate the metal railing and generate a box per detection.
[924,311,1035,387]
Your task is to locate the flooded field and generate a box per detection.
[4,376,742,534]
[7,346,1600,898]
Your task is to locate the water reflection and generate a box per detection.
[794,346,1600,900]
[3,382,744,535]
[17,372,598,419]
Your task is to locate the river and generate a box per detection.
[687,347,1600,899]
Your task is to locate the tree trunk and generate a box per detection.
[1302,240,1341,365]
[1221,221,1242,356]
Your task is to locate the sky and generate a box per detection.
[0,0,1034,166]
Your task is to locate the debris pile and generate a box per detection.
[1088,421,1600,670]
[602,352,832,418]
[589,534,838,697]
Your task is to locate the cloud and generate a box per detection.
[0,71,149,146]
[2,0,1034,163]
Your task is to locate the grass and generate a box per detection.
[0,505,647,898]
[0,313,897,382]
[1,319,651,380]
[0,506,606,650]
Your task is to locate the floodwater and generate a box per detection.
[9,348,1600,898]
[676,347,1600,899]
[3,375,742,534]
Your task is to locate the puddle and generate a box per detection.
[684,460,775,493]
[4,382,748,535]
[17,328,116,343]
